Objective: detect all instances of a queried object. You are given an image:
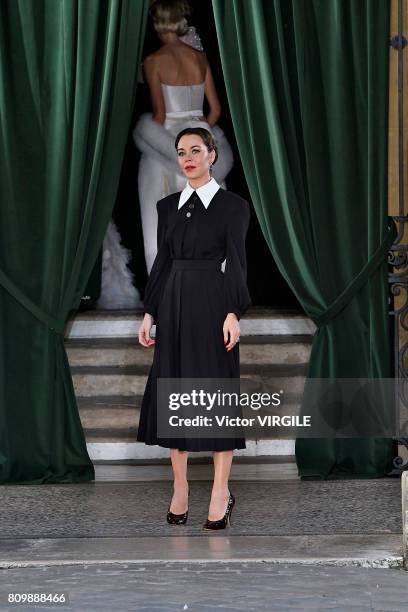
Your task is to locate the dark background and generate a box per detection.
[106,0,300,310]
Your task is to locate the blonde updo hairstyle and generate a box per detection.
[150,0,192,36]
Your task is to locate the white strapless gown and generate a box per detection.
[133,81,234,273]
[96,82,234,309]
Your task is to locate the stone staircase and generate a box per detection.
[65,308,315,461]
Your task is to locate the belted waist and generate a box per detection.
[171,259,221,270]
[165,109,204,118]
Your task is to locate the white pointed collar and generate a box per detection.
[178,177,220,210]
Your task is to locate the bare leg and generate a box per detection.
[207,450,233,520]
[169,448,189,513]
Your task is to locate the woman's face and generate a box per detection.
[176,134,215,180]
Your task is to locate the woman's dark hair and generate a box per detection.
[150,0,191,36]
[174,127,218,164]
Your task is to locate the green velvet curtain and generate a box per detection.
[0,0,148,483]
[212,0,396,478]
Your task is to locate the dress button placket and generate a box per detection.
[186,194,197,218]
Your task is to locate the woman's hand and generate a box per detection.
[223,313,240,351]
[139,313,156,348]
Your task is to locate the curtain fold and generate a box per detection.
[0,0,148,483]
[212,0,395,478]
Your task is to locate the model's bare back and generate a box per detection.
[143,42,222,125]
[152,42,207,85]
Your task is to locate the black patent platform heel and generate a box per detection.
[166,490,189,525]
[202,491,235,530]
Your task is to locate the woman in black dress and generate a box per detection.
[138,127,251,529]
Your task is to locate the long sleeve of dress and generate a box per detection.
[223,198,252,321]
[143,199,172,324]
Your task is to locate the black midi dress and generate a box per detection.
[136,186,252,451]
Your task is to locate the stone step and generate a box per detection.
[72,365,308,397]
[78,398,300,431]
[79,406,140,430]
[66,309,313,459]
[66,308,316,339]
[78,397,302,435]
[66,336,312,368]
[82,426,301,444]
[66,334,314,345]
[86,439,296,459]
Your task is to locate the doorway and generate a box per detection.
[83,0,301,312]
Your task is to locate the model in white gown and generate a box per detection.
[96,27,233,309]
[132,27,234,274]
